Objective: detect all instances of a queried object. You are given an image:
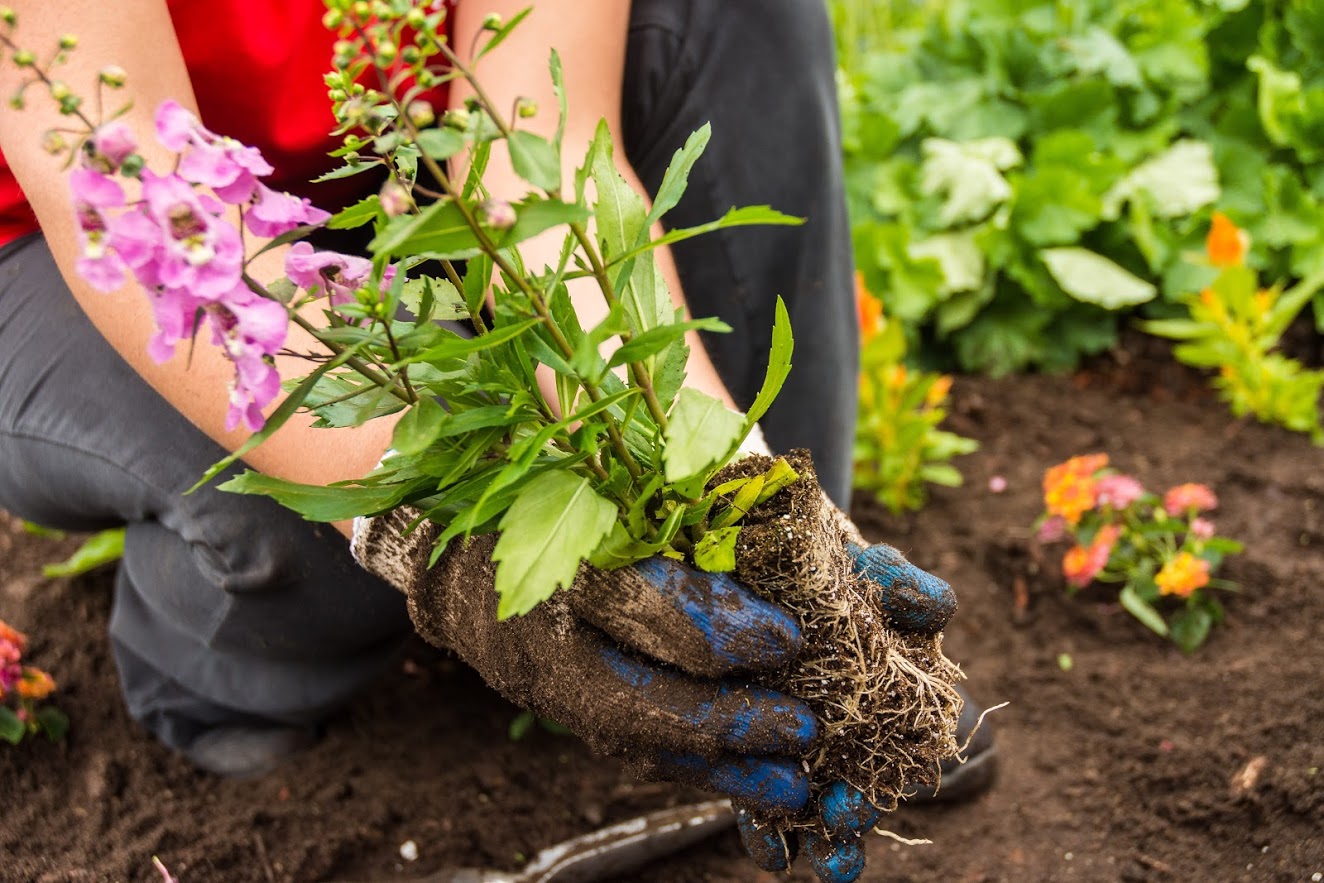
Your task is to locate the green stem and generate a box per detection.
[289,313,414,405]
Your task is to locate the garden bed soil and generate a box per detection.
[2,341,1322,882]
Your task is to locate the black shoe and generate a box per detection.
[905,684,998,804]
[182,724,319,779]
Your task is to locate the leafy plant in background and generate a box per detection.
[1143,212,1324,443]
[0,619,68,745]
[829,0,1324,376]
[853,275,977,512]
[21,521,126,578]
[1034,454,1243,653]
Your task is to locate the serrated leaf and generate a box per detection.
[370,200,480,258]
[492,471,616,618]
[416,127,467,161]
[392,397,447,455]
[745,296,794,428]
[608,206,803,269]
[475,6,533,60]
[664,388,744,482]
[693,526,740,573]
[494,198,589,248]
[218,472,419,522]
[589,120,648,259]
[328,194,383,230]
[401,318,542,367]
[1041,248,1156,309]
[311,160,383,183]
[42,527,125,578]
[401,276,467,321]
[509,130,561,192]
[606,317,730,368]
[646,124,711,228]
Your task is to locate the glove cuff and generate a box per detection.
[350,506,434,593]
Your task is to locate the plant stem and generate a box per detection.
[289,313,414,405]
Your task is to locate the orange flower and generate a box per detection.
[855,272,884,343]
[1062,525,1119,588]
[1163,483,1218,516]
[924,375,953,408]
[1206,212,1248,268]
[0,620,26,655]
[1253,288,1274,315]
[16,666,55,700]
[1155,552,1211,598]
[1043,454,1109,525]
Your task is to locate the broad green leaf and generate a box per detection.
[1102,140,1219,221]
[0,707,23,745]
[509,130,562,192]
[218,472,419,522]
[1041,248,1157,309]
[1119,584,1170,637]
[908,232,985,295]
[1170,606,1214,654]
[606,317,730,368]
[402,318,542,367]
[919,137,1020,227]
[590,521,669,570]
[646,124,711,228]
[693,526,740,573]
[664,388,744,482]
[589,119,648,259]
[416,127,467,161]
[494,198,589,248]
[328,194,383,230]
[401,276,467,321]
[492,471,616,618]
[371,200,480,258]
[42,527,125,578]
[712,475,764,530]
[744,296,794,428]
[392,397,447,455]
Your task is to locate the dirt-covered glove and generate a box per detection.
[353,509,819,817]
[734,498,959,883]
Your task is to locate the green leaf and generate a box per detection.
[36,706,69,742]
[508,710,536,741]
[416,127,467,161]
[402,318,542,367]
[218,472,419,522]
[328,194,383,230]
[475,6,533,60]
[589,119,648,260]
[908,232,985,295]
[494,198,589,248]
[42,527,125,578]
[919,137,1020,227]
[744,296,794,428]
[0,707,23,744]
[608,206,803,269]
[492,471,616,618]
[508,130,562,192]
[1170,606,1215,653]
[646,124,711,228]
[310,160,383,183]
[693,526,740,573]
[20,521,65,539]
[606,317,730,368]
[401,276,467,322]
[1119,584,1170,637]
[550,49,568,152]
[391,397,447,456]
[1102,140,1219,221]
[370,200,480,258]
[664,388,744,482]
[1041,248,1157,309]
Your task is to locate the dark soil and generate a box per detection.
[2,342,1322,883]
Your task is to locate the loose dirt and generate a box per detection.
[1,341,1321,882]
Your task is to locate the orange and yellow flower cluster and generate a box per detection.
[1155,552,1211,598]
[0,619,57,703]
[1042,453,1109,525]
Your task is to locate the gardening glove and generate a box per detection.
[727,452,960,883]
[352,508,818,818]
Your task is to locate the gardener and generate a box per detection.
[0,0,994,877]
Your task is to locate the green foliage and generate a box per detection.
[853,288,978,513]
[831,0,1324,375]
[41,527,125,578]
[1143,242,1324,443]
[217,13,804,618]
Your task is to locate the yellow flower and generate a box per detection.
[1206,212,1248,268]
[1155,552,1211,599]
[16,667,55,700]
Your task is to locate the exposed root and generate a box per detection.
[717,451,964,836]
[873,829,934,846]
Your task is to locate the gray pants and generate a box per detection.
[0,0,855,749]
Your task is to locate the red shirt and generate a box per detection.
[0,1,442,247]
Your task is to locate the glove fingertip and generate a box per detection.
[735,808,795,872]
[805,833,866,883]
[819,781,884,838]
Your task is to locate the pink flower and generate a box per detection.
[1163,483,1218,516]
[205,284,288,431]
[1095,475,1144,510]
[155,100,274,204]
[244,183,330,239]
[988,475,1008,494]
[1062,525,1119,589]
[1037,516,1067,544]
[1190,517,1215,540]
[0,663,20,694]
[138,170,244,298]
[69,167,130,292]
[83,121,137,172]
[0,638,20,666]
[285,242,376,306]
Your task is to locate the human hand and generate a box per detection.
[734,538,958,883]
[353,509,818,819]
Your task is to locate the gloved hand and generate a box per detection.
[352,508,819,818]
[735,526,959,883]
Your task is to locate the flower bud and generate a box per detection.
[379,179,412,217]
[353,1,372,21]
[516,97,537,119]
[328,88,347,103]
[407,99,435,128]
[8,93,24,110]
[375,41,398,64]
[441,109,468,129]
[416,69,435,88]
[322,8,344,29]
[119,153,144,177]
[405,7,426,28]
[11,48,33,67]
[49,81,71,102]
[58,33,78,50]
[97,65,127,88]
[482,12,504,30]
[41,130,66,155]
[371,1,391,19]
[0,7,16,26]
[479,198,516,231]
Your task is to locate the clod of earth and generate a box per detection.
[716,450,964,833]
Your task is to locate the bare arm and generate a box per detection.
[0,1,396,536]
[449,0,740,411]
